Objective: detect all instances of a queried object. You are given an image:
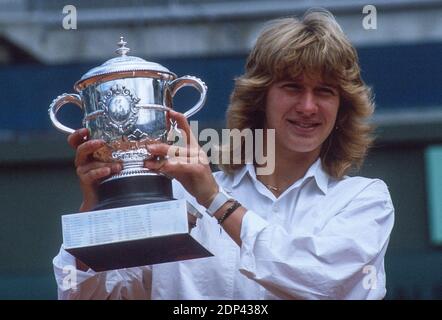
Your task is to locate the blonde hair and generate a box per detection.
[220,9,374,179]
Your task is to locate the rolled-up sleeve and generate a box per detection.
[53,246,152,300]
[238,180,395,300]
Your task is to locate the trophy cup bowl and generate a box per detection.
[49,37,207,210]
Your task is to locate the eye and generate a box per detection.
[282,83,302,91]
[316,86,337,96]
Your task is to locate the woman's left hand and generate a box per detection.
[144,110,219,208]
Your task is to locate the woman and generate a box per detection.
[54,9,394,299]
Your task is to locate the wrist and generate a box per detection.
[79,198,97,212]
[80,183,99,212]
[197,185,219,208]
[204,186,235,217]
[80,193,98,212]
[214,200,241,224]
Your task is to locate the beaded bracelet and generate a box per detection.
[217,200,241,225]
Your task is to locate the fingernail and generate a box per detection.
[93,139,105,146]
[112,163,121,171]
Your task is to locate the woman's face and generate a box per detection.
[265,73,340,158]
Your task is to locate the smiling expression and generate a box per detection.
[264,73,340,158]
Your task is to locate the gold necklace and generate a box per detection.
[257,177,281,191]
[257,175,286,192]
[263,183,280,191]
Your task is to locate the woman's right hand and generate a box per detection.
[67,128,122,212]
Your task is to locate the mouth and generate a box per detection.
[287,119,321,131]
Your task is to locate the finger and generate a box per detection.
[77,161,121,176]
[75,139,106,167]
[169,110,190,133]
[67,128,90,149]
[80,167,113,185]
[144,155,182,172]
[144,158,167,171]
[187,213,197,230]
[144,155,201,175]
[148,144,200,158]
[169,110,199,147]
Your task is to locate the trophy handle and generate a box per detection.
[48,93,84,134]
[167,75,208,118]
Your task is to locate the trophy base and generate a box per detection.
[95,173,173,210]
[63,200,213,272]
[62,175,213,271]
[67,233,212,272]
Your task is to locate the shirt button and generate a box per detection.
[272,205,279,212]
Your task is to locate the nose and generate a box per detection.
[295,91,318,116]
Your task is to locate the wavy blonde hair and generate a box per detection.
[219,9,374,179]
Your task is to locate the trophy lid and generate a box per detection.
[74,37,176,91]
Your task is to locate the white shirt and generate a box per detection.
[53,159,394,299]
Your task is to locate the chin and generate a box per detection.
[284,138,322,154]
[293,147,320,154]
[280,144,320,155]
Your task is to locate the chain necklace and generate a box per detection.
[257,177,282,192]
[257,175,290,193]
[263,183,280,192]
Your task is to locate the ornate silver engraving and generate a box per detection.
[98,84,141,138]
[127,128,149,140]
[111,148,150,161]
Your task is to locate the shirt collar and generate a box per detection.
[232,163,251,188]
[231,158,329,194]
[310,159,329,194]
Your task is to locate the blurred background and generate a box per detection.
[1,0,442,299]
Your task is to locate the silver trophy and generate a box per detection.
[49,37,207,209]
[48,38,211,270]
